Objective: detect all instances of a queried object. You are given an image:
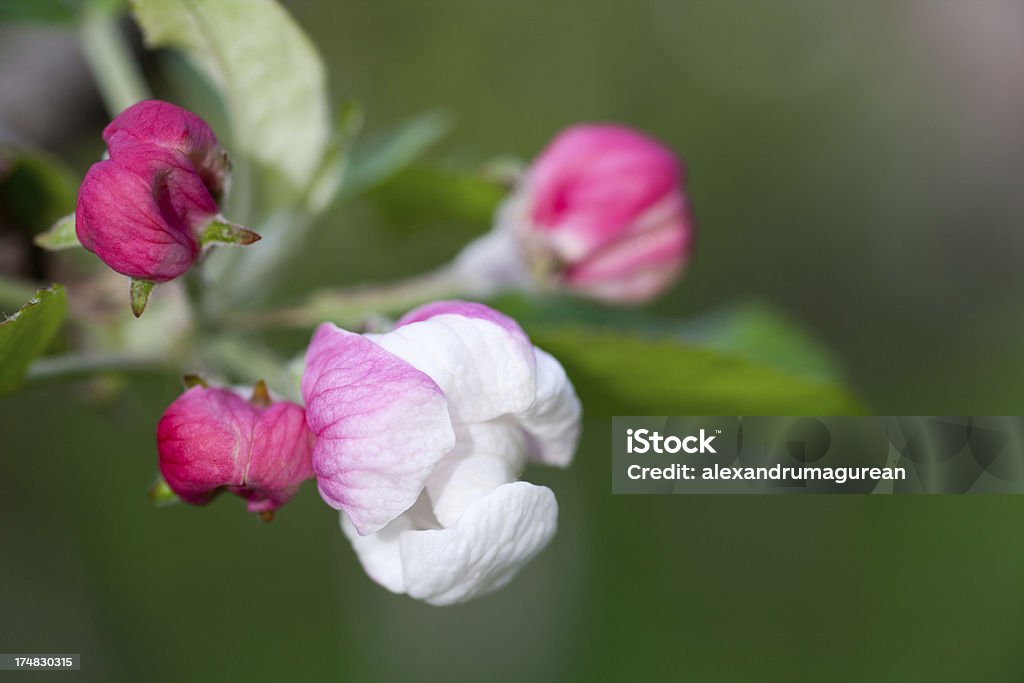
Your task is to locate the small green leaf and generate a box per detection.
[0,284,67,395]
[199,217,260,247]
[341,111,452,200]
[148,475,181,506]
[34,214,80,251]
[130,279,155,318]
[131,0,331,199]
[531,327,864,416]
[181,373,209,389]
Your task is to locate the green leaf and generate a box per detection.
[304,100,365,214]
[131,0,330,199]
[368,165,506,227]
[496,296,845,384]
[531,327,864,416]
[34,214,80,251]
[0,285,68,395]
[340,111,452,200]
[0,0,80,23]
[199,216,260,247]
[675,303,842,382]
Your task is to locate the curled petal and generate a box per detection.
[402,482,558,605]
[425,419,528,526]
[517,348,582,467]
[302,323,456,535]
[343,482,558,605]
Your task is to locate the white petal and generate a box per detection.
[425,420,527,526]
[367,314,536,424]
[516,348,582,467]
[340,494,439,595]
[401,481,558,605]
[341,511,410,594]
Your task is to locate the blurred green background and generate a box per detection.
[3,1,1024,681]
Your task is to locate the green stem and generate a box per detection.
[27,353,170,382]
[229,263,475,330]
[80,0,151,115]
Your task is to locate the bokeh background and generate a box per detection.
[3,1,1024,680]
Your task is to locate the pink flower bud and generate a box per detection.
[156,384,315,516]
[103,100,230,202]
[459,124,695,304]
[523,124,694,302]
[76,143,215,281]
[75,100,243,283]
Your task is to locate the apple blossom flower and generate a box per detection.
[156,381,315,518]
[75,100,255,287]
[453,123,695,304]
[302,301,581,604]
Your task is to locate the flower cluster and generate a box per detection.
[66,101,698,604]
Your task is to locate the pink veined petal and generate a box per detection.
[156,387,254,505]
[301,323,456,535]
[239,402,316,513]
[368,308,537,424]
[75,157,201,281]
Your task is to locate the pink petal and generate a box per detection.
[301,323,456,535]
[156,387,255,505]
[104,99,228,201]
[526,124,682,261]
[237,402,316,513]
[563,193,694,303]
[75,144,217,282]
